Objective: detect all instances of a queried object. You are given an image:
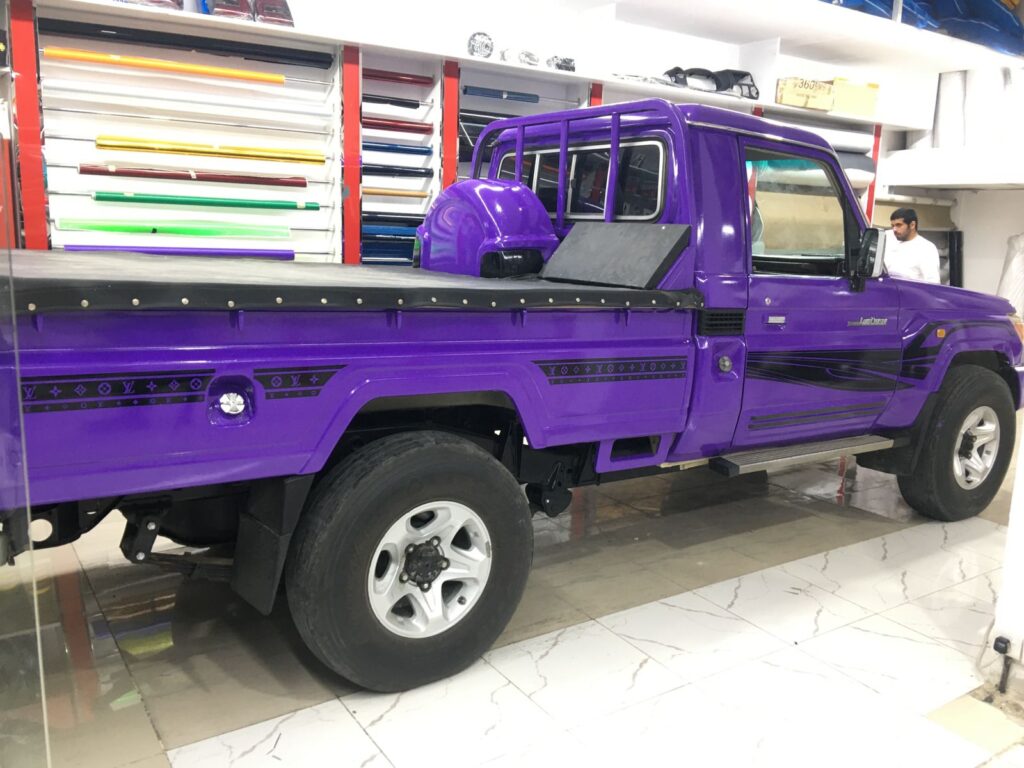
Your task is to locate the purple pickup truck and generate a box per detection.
[5,99,1024,691]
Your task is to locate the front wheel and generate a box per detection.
[898,365,1015,522]
[285,431,533,692]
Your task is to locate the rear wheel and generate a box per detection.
[285,431,533,692]
[898,365,1015,522]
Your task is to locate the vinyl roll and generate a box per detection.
[362,187,429,199]
[363,142,433,156]
[462,85,539,103]
[364,94,424,110]
[79,164,308,187]
[363,68,433,87]
[62,244,295,259]
[361,164,434,178]
[362,224,419,237]
[92,191,320,210]
[362,212,425,225]
[43,46,286,84]
[96,136,325,164]
[363,117,434,135]
[55,219,291,237]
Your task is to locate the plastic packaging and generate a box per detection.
[202,0,253,19]
[115,0,184,8]
[254,0,294,26]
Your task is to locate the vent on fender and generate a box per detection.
[697,310,745,336]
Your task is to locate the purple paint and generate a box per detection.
[62,245,296,260]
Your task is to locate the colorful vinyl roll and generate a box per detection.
[43,46,286,85]
[79,164,308,188]
[92,191,320,210]
[363,142,433,157]
[361,164,433,179]
[55,219,291,238]
[462,85,539,104]
[363,117,433,135]
[62,245,295,260]
[362,212,424,225]
[96,136,325,164]
[363,68,433,87]
[364,94,423,110]
[362,187,429,199]
[362,225,418,237]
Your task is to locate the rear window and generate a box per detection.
[494,140,664,222]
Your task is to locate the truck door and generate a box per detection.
[733,141,901,449]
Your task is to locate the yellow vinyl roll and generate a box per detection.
[362,187,430,199]
[44,47,286,85]
[95,136,325,164]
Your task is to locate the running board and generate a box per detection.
[709,435,894,477]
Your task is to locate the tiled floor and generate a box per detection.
[0,457,1018,767]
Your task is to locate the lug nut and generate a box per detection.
[146,521,157,532]
[399,573,409,583]
[440,558,450,569]
[430,537,440,546]
[420,581,431,591]
[406,544,416,554]
[458,597,467,605]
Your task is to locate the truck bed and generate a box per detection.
[10,250,703,313]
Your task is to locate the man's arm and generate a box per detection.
[924,239,942,284]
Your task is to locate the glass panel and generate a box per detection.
[615,143,661,218]
[747,148,847,276]
[568,148,609,216]
[497,152,535,184]
[534,151,567,214]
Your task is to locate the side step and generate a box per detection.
[709,435,894,477]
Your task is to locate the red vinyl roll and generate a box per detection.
[362,116,433,135]
[362,67,434,87]
[78,164,308,188]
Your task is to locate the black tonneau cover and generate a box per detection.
[10,251,703,314]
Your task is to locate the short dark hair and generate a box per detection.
[890,207,918,226]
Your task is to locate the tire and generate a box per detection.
[285,431,533,692]
[898,365,1015,522]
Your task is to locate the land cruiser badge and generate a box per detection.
[848,317,888,327]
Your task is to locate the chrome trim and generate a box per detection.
[687,120,842,163]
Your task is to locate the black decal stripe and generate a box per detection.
[536,357,686,366]
[22,368,215,382]
[901,319,1012,378]
[25,394,204,413]
[535,356,687,385]
[253,365,347,374]
[751,400,887,423]
[747,348,909,392]
[749,407,884,430]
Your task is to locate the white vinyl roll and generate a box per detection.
[933,71,966,149]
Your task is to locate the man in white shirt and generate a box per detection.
[884,208,942,283]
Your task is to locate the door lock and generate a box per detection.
[718,356,733,373]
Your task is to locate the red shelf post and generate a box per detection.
[342,46,362,264]
[441,60,460,189]
[10,0,48,249]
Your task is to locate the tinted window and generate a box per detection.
[615,144,661,217]
[534,152,566,213]
[497,153,535,183]
[569,148,610,216]
[746,148,847,277]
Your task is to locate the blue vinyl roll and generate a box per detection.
[363,141,433,156]
[362,225,419,237]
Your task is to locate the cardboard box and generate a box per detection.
[830,78,880,118]
[775,77,835,111]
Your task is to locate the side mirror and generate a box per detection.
[854,227,887,280]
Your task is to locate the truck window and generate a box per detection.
[494,140,664,222]
[746,147,847,277]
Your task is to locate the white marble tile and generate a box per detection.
[954,570,1003,604]
[694,566,870,644]
[846,519,1005,564]
[986,745,1024,768]
[479,732,596,768]
[342,661,562,768]
[598,591,787,684]
[483,620,682,728]
[778,544,995,618]
[168,701,387,768]
[800,615,985,715]
[883,585,997,657]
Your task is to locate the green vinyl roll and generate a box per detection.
[92,191,320,210]
[55,219,291,238]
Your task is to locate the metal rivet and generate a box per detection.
[652,299,657,305]
[431,297,437,303]
[276,297,283,305]
[356,298,363,305]
[491,301,497,307]
[398,298,404,306]
[600,299,606,304]
[676,301,681,307]
[520,298,526,305]
[228,300,236,308]
[80,299,89,308]
[548,298,554,304]
[576,297,581,303]
[146,521,157,531]
[135,552,145,561]
[321,298,328,305]
[625,301,631,307]
[181,298,189,306]
[131,298,140,307]
[462,299,468,305]
[27,302,36,311]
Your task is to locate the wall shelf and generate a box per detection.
[882,148,1024,190]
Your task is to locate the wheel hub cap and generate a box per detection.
[953,406,1000,490]
[367,501,492,639]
